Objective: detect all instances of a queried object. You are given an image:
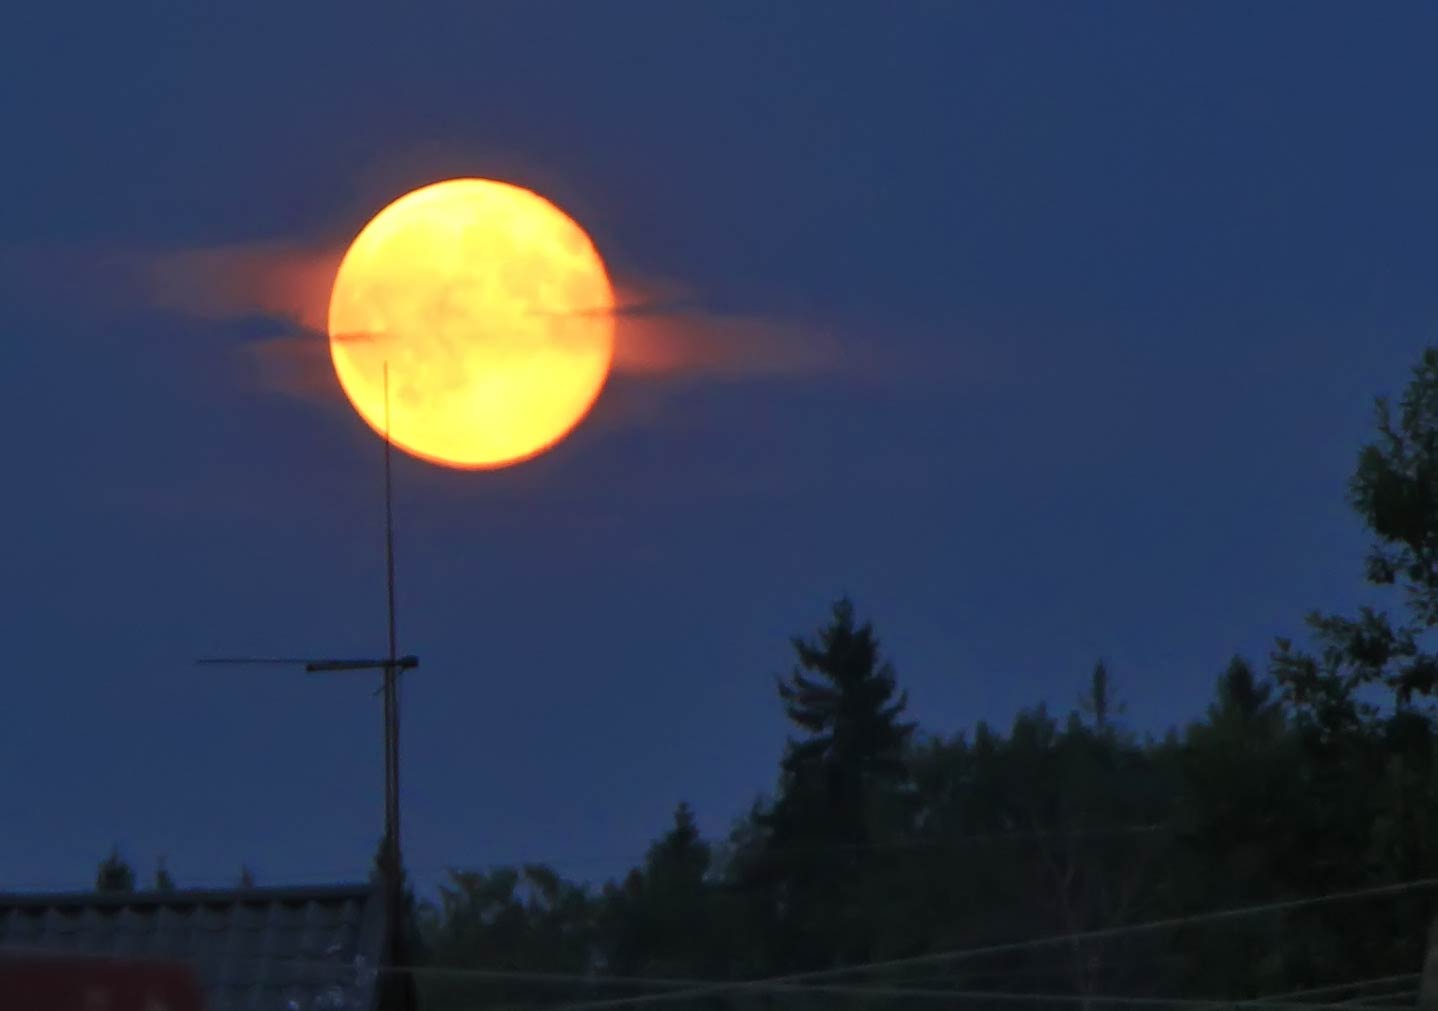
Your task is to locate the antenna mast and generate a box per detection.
[380,361,403,935]
[199,358,416,1005]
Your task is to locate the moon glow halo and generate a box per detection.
[327,178,616,469]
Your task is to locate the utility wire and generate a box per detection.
[0,943,1109,998]
[500,983,1424,1011]
[1341,991,1417,1006]
[5,876,1433,1010]
[545,875,1438,1011]
[1250,975,1422,1004]
[0,942,1422,1011]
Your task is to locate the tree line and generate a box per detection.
[92,349,1438,1008]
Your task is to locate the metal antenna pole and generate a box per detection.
[379,362,404,989]
[378,363,419,1011]
[381,362,402,905]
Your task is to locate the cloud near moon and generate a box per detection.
[137,239,850,405]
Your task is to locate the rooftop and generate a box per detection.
[0,882,386,1011]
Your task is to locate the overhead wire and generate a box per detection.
[1250,974,1422,1004]
[4,873,1434,1010]
[496,983,1428,1011]
[0,945,1426,1011]
[1340,992,1418,1006]
[541,874,1438,1011]
[0,940,1414,1011]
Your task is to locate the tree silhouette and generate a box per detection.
[95,846,135,893]
[775,596,915,838]
[757,597,917,968]
[1079,659,1125,730]
[599,803,718,979]
[1274,346,1438,720]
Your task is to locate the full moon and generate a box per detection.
[327,178,615,469]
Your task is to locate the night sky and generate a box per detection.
[4,3,1438,895]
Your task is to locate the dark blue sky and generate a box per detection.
[4,3,1437,894]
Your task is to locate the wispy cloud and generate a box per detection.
[239,329,345,403]
[134,240,859,396]
[143,241,342,334]
[605,281,850,381]
[5,232,1001,425]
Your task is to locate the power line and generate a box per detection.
[0,943,1409,1011]
[1251,975,1422,1005]
[1341,991,1417,1007]
[1,936,1426,1011]
[0,944,1082,998]
[7,869,1432,1010]
[544,875,1438,1011]
[500,982,1426,1011]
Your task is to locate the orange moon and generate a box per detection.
[327,178,615,469]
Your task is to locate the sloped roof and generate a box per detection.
[0,882,386,1011]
